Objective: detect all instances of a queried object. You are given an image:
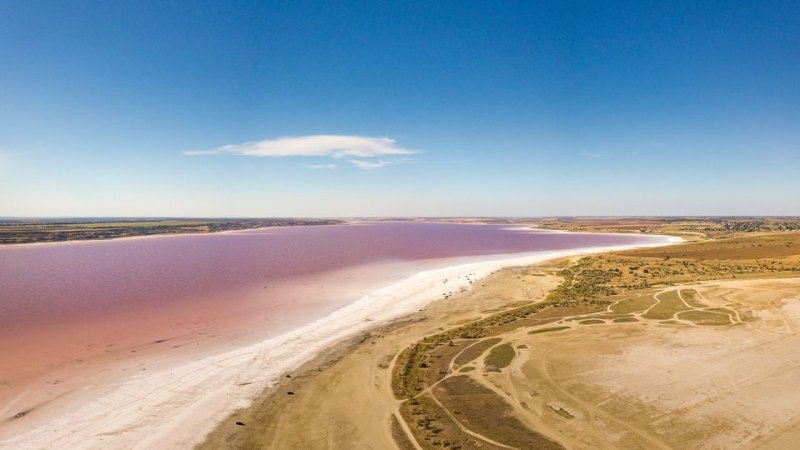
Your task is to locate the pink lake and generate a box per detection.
[0,222,665,425]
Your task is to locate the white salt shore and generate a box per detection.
[1,237,680,449]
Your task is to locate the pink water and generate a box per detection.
[0,222,664,422]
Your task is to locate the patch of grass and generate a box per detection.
[677,310,733,326]
[610,296,657,314]
[390,414,418,450]
[566,314,632,321]
[613,317,639,323]
[530,304,607,320]
[453,338,501,367]
[434,376,564,450]
[485,343,515,370]
[642,291,691,320]
[399,393,481,449]
[579,319,605,325]
[681,289,706,308]
[528,326,571,335]
[393,339,476,398]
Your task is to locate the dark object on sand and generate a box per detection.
[287,391,295,395]
[235,421,245,426]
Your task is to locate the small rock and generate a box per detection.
[235,421,245,426]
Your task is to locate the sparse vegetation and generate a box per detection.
[609,296,658,314]
[642,291,691,320]
[680,289,705,308]
[676,310,732,326]
[434,376,564,449]
[484,343,515,370]
[579,319,605,325]
[453,338,501,367]
[528,326,571,334]
[613,317,639,323]
[546,257,618,305]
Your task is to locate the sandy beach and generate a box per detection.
[0,231,677,449]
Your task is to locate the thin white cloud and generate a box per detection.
[306,163,337,170]
[581,151,607,158]
[349,159,392,170]
[185,135,416,159]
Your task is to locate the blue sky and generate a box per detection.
[1,1,798,217]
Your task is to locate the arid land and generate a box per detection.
[201,219,800,449]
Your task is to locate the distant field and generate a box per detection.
[629,232,800,260]
[537,217,800,239]
[569,232,800,290]
[0,218,342,244]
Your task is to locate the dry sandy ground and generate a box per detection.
[205,274,800,449]
[475,277,800,449]
[201,265,563,449]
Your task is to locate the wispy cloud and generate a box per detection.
[306,163,337,170]
[184,135,416,170]
[350,157,416,170]
[581,151,607,158]
[349,159,391,170]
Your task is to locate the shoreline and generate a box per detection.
[0,219,533,248]
[1,235,680,449]
[0,219,670,249]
